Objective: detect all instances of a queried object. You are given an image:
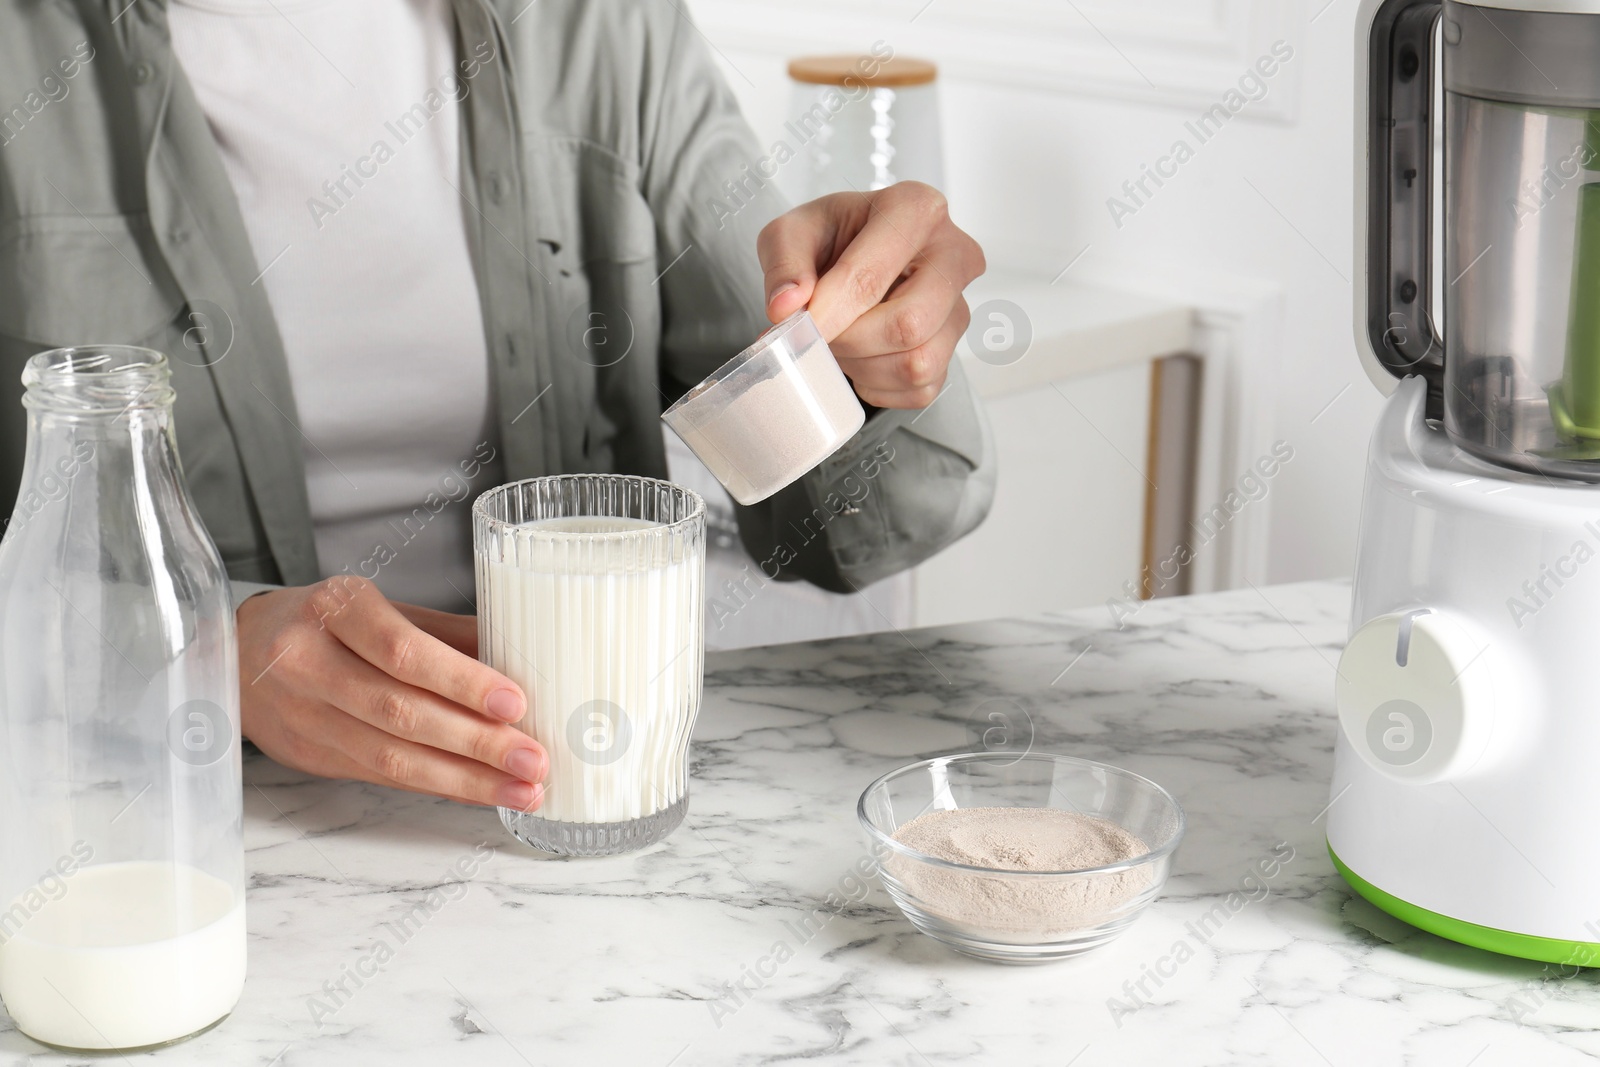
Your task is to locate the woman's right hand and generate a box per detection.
[237,576,546,810]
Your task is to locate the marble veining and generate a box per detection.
[5,580,1600,1066]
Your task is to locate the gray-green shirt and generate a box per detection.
[0,0,995,595]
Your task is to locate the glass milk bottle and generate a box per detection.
[0,346,245,1050]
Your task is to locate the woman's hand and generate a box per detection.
[757,181,986,409]
[238,576,546,809]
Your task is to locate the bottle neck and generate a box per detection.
[21,345,176,417]
[7,347,180,539]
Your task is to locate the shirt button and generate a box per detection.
[131,62,153,85]
[487,173,506,203]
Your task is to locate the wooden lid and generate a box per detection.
[787,55,938,88]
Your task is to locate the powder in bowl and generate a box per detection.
[888,807,1151,939]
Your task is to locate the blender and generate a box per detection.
[1334,0,1600,964]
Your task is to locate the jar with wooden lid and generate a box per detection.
[784,53,944,201]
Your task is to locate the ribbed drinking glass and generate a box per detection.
[474,475,706,856]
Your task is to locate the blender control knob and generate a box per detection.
[1335,609,1495,784]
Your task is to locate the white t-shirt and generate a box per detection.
[169,0,503,612]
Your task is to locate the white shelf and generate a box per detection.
[913,270,1200,628]
[957,269,1195,399]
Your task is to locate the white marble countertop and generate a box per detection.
[7,580,1600,1067]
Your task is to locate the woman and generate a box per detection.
[0,0,993,809]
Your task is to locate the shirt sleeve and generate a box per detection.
[229,579,281,612]
[732,358,997,593]
[637,1,997,593]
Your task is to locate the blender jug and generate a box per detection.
[1366,0,1600,478]
[0,347,245,1050]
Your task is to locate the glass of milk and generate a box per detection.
[474,475,706,856]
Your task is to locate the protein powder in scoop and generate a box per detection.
[661,309,865,505]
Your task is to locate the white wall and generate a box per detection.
[686,0,1382,588]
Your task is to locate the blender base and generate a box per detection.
[1330,845,1600,967]
[1329,377,1600,957]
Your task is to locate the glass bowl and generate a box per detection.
[857,752,1185,964]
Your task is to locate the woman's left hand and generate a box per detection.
[757,181,986,410]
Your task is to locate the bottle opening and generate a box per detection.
[22,346,176,413]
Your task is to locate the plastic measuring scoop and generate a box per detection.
[661,309,865,506]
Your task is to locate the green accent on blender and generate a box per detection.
[1329,845,1600,967]
[1553,171,1600,443]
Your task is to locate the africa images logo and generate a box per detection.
[567,699,633,766]
[1365,699,1431,768]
